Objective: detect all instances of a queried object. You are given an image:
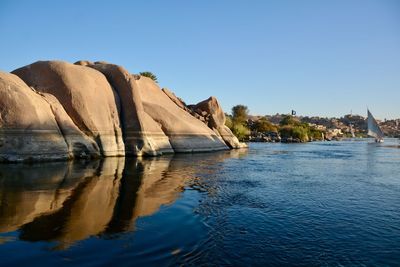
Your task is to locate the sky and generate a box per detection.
[0,0,399,119]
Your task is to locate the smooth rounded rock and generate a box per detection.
[0,71,69,162]
[12,61,125,157]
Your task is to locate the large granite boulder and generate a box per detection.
[40,93,101,158]
[0,60,244,162]
[136,76,229,152]
[191,96,245,148]
[12,61,125,157]
[0,72,69,162]
[86,62,173,156]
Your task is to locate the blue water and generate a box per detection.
[0,139,399,266]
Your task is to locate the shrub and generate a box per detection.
[254,118,278,133]
[309,128,324,140]
[231,123,250,141]
[292,126,309,142]
[279,115,300,126]
[139,71,158,83]
[279,125,309,142]
[225,114,233,129]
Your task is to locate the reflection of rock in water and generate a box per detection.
[18,158,124,248]
[0,149,246,248]
[105,156,177,234]
[0,161,99,233]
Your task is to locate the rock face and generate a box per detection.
[86,62,173,156]
[12,61,125,157]
[191,97,245,148]
[40,93,100,158]
[0,72,69,162]
[0,60,245,162]
[137,76,228,152]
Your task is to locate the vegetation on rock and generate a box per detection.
[278,115,324,142]
[252,117,278,133]
[139,71,158,83]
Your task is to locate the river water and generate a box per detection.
[0,139,399,266]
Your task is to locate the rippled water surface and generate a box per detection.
[1,139,400,266]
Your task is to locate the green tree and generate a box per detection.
[225,105,250,141]
[139,71,158,83]
[232,105,249,124]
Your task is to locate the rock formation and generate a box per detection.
[12,61,125,157]
[0,60,245,162]
[190,96,244,148]
[0,72,69,162]
[86,62,173,156]
[136,76,228,152]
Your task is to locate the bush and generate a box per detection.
[254,118,278,133]
[279,125,309,142]
[225,114,233,129]
[279,115,300,126]
[292,126,309,142]
[139,71,158,83]
[309,128,324,141]
[279,125,294,138]
[231,123,250,141]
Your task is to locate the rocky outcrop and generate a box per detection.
[86,62,173,156]
[136,76,228,152]
[12,61,125,157]
[0,60,245,162]
[191,96,246,148]
[0,72,69,162]
[40,93,101,158]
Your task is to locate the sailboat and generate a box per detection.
[367,109,384,143]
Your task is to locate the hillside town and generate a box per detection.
[224,105,400,143]
[246,113,400,142]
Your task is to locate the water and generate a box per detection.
[0,139,399,266]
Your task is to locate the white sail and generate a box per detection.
[367,109,384,140]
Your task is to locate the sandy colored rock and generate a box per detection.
[0,71,69,162]
[73,60,93,66]
[136,76,229,152]
[1,59,244,162]
[12,61,125,157]
[40,93,101,158]
[88,63,173,156]
[162,88,188,110]
[192,96,246,148]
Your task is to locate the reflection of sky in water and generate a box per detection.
[0,141,399,266]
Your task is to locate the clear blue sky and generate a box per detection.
[1,0,399,119]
